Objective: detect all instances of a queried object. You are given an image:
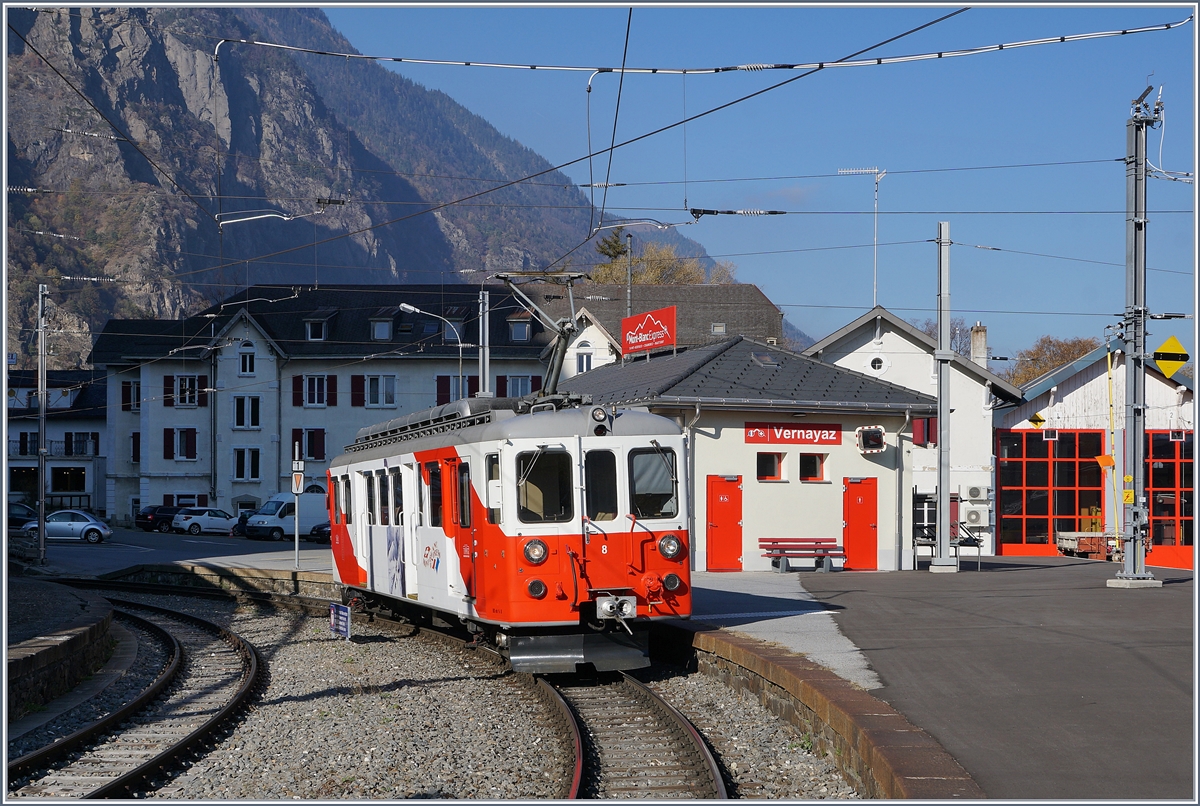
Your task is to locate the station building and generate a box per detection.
[559,336,937,572]
[995,339,1193,570]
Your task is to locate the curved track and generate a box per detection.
[549,672,727,799]
[7,600,260,799]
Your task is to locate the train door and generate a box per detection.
[402,463,420,600]
[444,456,477,601]
[843,477,878,570]
[359,470,377,590]
[583,448,621,577]
[380,467,407,599]
[706,475,743,571]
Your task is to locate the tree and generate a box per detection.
[910,317,971,357]
[591,237,736,285]
[999,335,1100,386]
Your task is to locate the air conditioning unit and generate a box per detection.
[961,504,990,527]
[965,485,991,501]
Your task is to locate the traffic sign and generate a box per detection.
[1028,412,1045,429]
[292,459,305,472]
[1152,336,1190,379]
[291,472,305,495]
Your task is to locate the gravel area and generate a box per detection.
[637,664,860,799]
[7,617,170,760]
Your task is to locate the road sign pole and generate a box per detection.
[931,222,957,573]
[293,443,302,571]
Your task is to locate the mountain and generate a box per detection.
[5,7,802,369]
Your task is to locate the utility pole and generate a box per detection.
[36,284,48,565]
[931,221,957,573]
[1110,86,1163,589]
[478,290,492,397]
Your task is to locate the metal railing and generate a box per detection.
[7,439,100,457]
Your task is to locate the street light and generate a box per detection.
[838,167,886,308]
[400,302,463,401]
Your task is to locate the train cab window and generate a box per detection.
[377,471,389,526]
[486,454,500,524]
[342,476,352,525]
[425,461,443,527]
[333,479,342,525]
[585,450,618,521]
[629,447,678,519]
[457,463,471,528]
[516,450,573,523]
[364,472,377,525]
[391,470,404,526]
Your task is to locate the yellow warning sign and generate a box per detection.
[1152,336,1190,379]
[1124,474,1134,483]
[1028,412,1045,429]
[1122,489,1135,504]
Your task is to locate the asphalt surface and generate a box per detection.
[800,557,1194,800]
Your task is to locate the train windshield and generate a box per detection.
[585,450,618,521]
[629,447,678,519]
[516,450,573,523]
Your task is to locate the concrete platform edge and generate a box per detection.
[102,563,342,599]
[651,620,985,800]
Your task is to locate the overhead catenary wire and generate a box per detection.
[596,9,635,235]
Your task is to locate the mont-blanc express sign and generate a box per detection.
[622,306,677,355]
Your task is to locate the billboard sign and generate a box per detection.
[744,422,842,445]
[622,306,676,355]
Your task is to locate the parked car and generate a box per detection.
[22,509,112,543]
[306,521,331,543]
[171,508,238,535]
[135,505,183,533]
[8,502,37,538]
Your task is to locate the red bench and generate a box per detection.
[759,537,845,573]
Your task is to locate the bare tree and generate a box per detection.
[910,317,971,357]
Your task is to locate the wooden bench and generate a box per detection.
[759,537,845,573]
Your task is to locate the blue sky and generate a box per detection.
[322,5,1196,362]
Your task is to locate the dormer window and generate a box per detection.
[510,321,531,341]
[372,320,392,341]
[307,321,325,341]
[444,321,463,343]
[712,323,726,335]
[305,307,337,342]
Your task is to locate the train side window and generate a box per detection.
[426,461,443,527]
[458,463,471,528]
[377,470,390,526]
[516,450,573,523]
[629,447,678,519]
[333,479,342,525]
[486,454,500,524]
[342,476,352,525]
[364,472,377,526]
[585,450,618,521]
[391,470,404,526]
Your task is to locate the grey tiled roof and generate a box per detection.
[5,370,107,422]
[559,337,937,414]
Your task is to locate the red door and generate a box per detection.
[706,475,743,571]
[843,477,878,570]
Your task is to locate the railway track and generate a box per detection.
[548,672,727,799]
[7,600,260,799]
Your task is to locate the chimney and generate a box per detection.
[970,321,988,368]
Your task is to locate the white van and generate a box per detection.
[245,492,328,541]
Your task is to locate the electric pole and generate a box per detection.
[1110,86,1163,588]
[37,284,48,565]
[931,222,957,573]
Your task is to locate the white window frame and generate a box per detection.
[509,321,531,342]
[371,320,392,341]
[366,375,396,408]
[303,428,325,462]
[130,380,141,412]
[507,375,532,397]
[176,429,199,462]
[175,494,198,508]
[233,395,261,429]
[175,375,198,408]
[305,375,327,408]
[233,447,261,481]
[306,320,325,341]
[239,342,256,376]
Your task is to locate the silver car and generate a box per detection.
[171,508,237,535]
[22,509,112,544]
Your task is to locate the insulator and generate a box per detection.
[737,63,770,71]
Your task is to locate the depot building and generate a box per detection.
[560,336,937,572]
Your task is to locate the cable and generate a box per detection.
[598,10,634,234]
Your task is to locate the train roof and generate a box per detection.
[332,395,681,466]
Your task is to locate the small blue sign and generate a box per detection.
[7,353,16,365]
[329,602,351,640]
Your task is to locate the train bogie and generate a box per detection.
[327,396,692,673]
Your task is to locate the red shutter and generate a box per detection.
[530,375,542,393]
[292,429,304,461]
[121,381,132,411]
[495,376,508,397]
[436,375,451,405]
[293,375,304,407]
[313,429,326,461]
[327,375,338,407]
[198,375,208,407]
[164,428,175,460]
[132,431,141,463]
[913,418,927,447]
[91,432,100,456]
[184,429,197,459]
[164,375,175,407]
[163,494,174,506]
[198,494,208,507]
[350,375,365,407]
[467,375,479,398]
[928,417,938,446]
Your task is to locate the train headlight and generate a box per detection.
[663,573,682,592]
[527,579,547,599]
[591,406,608,423]
[599,598,619,618]
[523,539,549,565]
[617,599,635,618]
[658,534,683,559]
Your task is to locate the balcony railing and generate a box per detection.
[8,439,100,458]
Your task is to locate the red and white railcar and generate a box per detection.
[326,394,691,672]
